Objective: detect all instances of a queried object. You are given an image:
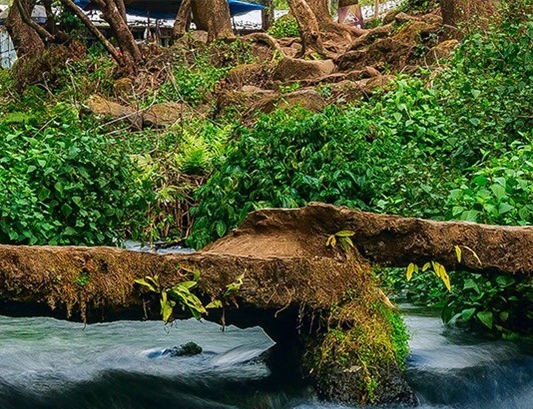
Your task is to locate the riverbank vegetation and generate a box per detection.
[1,0,533,338]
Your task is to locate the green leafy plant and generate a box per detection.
[406,261,452,292]
[135,269,209,322]
[326,230,355,252]
[74,271,90,287]
[268,15,299,38]
[135,269,245,324]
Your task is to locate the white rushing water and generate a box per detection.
[1,305,533,409]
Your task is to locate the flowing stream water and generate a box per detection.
[1,305,532,409]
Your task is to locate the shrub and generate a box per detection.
[0,108,150,245]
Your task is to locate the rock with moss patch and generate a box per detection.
[84,94,142,129]
[426,39,460,64]
[143,102,192,127]
[273,57,336,81]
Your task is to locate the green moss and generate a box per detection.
[305,282,410,405]
[382,306,410,369]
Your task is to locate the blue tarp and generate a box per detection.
[75,0,264,19]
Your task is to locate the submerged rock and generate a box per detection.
[149,342,203,358]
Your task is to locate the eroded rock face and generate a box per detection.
[85,94,134,118]
[336,39,414,71]
[217,87,326,118]
[273,57,336,81]
[84,94,142,129]
[84,96,194,128]
[143,102,192,127]
[227,63,267,88]
[254,88,326,113]
[426,39,460,64]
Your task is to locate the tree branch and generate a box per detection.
[58,0,123,65]
[15,0,54,42]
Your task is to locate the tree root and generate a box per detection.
[243,32,286,59]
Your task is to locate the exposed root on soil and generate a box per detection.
[243,32,285,58]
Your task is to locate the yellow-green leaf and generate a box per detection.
[160,292,174,322]
[224,273,245,297]
[206,300,223,309]
[463,245,482,265]
[179,280,198,290]
[134,278,156,293]
[455,245,462,263]
[422,262,431,272]
[336,230,355,237]
[162,300,173,322]
[406,263,417,281]
[339,237,354,251]
[440,269,452,292]
[432,261,451,292]
[326,235,337,248]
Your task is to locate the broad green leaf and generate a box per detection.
[461,308,476,321]
[463,279,480,293]
[491,184,506,200]
[215,220,226,237]
[498,203,514,215]
[495,275,515,288]
[461,209,479,222]
[499,311,509,322]
[178,281,198,290]
[64,227,77,236]
[477,311,493,329]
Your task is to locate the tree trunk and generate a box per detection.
[6,0,45,58]
[94,0,142,73]
[306,0,365,38]
[287,0,330,58]
[59,0,141,72]
[191,0,235,42]
[261,0,274,31]
[173,0,192,39]
[441,0,497,39]
[59,0,124,66]
[115,0,127,21]
[43,0,56,35]
[208,203,533,275]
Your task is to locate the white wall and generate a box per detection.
[0,29,16,69]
